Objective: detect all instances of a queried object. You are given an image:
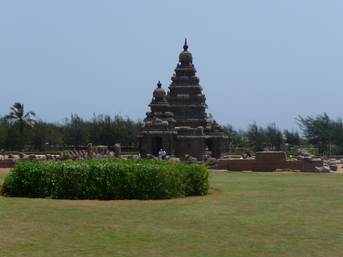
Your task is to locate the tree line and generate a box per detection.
[213,113,343,155]
[0,103,142,151]
[1,103,343,155]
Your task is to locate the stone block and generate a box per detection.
[323,166,331,173]
[302,159,323,172]
[228,159,256,171]
[330,164,338,171]
[217,159,229,169]
[253,164,287,172]
[287,160,303,171]
[255,151,287,165]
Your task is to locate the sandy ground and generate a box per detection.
[0,168,12,173]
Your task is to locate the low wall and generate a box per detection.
[255,152,287,165]
[286,160,303,171]
[217,152,324,172]
[229,159,256,171]
[217,159,230,169]
[217,159,257,171]
[0,160,16,168]
[302,159,323,172]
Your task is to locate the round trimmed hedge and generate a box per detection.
[1,158,210,200]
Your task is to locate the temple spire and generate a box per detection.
[183,38,188,51]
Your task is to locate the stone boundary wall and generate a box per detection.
[286,160,304,171]
[229,159,256,171]
[302,159,324,172]
[253,152,287,171]
[217,159,256,171]
[0,160,16,168]
[218,151,324,172]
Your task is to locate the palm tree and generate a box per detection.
[5,102,36,151]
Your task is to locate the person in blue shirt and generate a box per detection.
[158,149,166,160]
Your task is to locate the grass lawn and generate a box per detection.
[1,170,343,256]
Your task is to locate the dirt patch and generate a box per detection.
[208,188,220,195]
[334,165,343,174]
[0,168,11,173]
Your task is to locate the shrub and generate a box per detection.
[1,159,209,200]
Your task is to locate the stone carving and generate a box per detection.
[166,156,180,162]
[184,154,198,164]
[322,166,331,173]
[19,153,30,161]
[206,157,217,168]
[29,154,37,161]
[97,145,108,155]
[146,154,158,159]
[297,147,314,160]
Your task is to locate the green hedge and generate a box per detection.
[0,158,209,200]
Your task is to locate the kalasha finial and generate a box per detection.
[183,38,188,51]
[157,81,162,88]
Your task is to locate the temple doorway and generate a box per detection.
[152,137,162,156]
[205,139,213,154]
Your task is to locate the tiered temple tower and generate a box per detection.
[138,40,227,160]
[167,39,209,128]
[139,81,177,157]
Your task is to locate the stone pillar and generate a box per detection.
[114,143,121,158]
[87,143,92,158]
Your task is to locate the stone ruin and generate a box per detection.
[0,143,122,168]
[217,149,342,173]
[2,145,342,173]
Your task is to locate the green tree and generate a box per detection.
[113,114,141,146]
[296,112,333,155]
[245,122,266,152]
[283,129,301,150]
[265,123,283,150]
[0,117,6,148]
[224,124,237,150]
[231,134,243,149]
[29,120,64,151]
[89,114,114,146]
[207,113,218,127]
[4,102,36,151]
[63,114,88,149]
[329,117,343,154]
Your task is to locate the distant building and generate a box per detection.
[138,40,228,160]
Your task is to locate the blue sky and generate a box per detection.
[1,0,343,132]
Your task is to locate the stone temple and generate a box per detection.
[138,40,228,160]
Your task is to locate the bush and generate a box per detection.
[1,159,209,200]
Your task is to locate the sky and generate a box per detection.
[1,0,343,132]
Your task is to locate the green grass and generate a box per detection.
[1,170,343,256]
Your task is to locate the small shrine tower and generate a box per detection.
[138,40,228,160]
